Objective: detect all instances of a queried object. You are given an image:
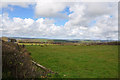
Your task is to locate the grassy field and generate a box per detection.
[26,45,118,78]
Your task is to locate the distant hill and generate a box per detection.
[1,36,118,43]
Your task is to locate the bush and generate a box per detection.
[2,41,47,78]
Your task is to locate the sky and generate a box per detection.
[0,0,119,40]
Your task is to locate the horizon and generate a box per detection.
[1,36,118,41]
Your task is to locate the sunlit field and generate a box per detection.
[26,45,118,78]
[18,43,57,45]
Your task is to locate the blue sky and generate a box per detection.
[2,5,113,27]
[2,5,35,19]
[1,5,100,27]
[1,5,71,26]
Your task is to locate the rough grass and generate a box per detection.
[26,45,118,78]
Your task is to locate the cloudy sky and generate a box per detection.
[0,0,119,40]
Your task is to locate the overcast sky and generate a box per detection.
[0,0,119,40]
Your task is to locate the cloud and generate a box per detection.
[1,0,69,19]
[1,13,63,38]
[64,2,118,40]
[0,2,118,40]
[35,1,68,19]
[0,0,36,10]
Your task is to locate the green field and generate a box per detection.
[26,45,118,78]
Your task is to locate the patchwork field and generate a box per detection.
[26,45,118,78]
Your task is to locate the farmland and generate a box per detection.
[26,45,118,78]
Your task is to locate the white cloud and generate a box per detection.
[0,0,36,10]
[35,1,68,19]
[0,0,119,9]
[0,2,118,40]
[1,13,64,38]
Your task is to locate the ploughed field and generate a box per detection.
[26,45,118,78]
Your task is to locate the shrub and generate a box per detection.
[2,41,47,78]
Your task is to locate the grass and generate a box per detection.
[26,45,118,78]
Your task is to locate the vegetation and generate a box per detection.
[1,36,119,78]
[18,39,51,43]
[26,45,118,78]
[2,41,58,78]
